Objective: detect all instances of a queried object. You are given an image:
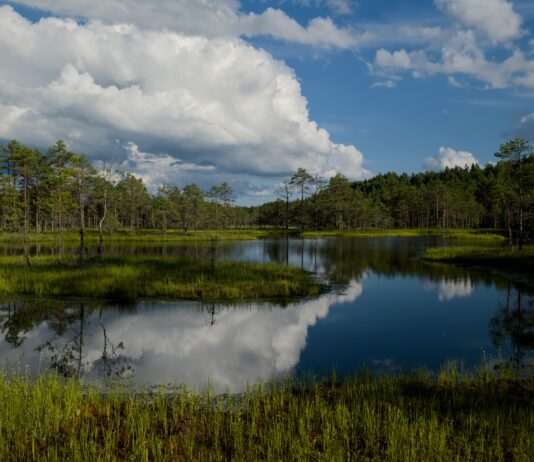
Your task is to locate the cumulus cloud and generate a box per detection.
[0,6,369,195]
[375,30,534,89]
[423,146,479,170]
[435,0,523,44]
[9,0,359,48]
[372,1,533,90]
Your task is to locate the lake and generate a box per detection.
[0,236,532,392]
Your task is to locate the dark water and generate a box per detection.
[1,237,532,391]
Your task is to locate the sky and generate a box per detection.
[0,0,532,204]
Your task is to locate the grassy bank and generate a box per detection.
[0,365,532,461]
[0,229,269,244]
[0,256,321,301]
[301,228,505,241]
[422,245,534,273]
[0,228,507,244]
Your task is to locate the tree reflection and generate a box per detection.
[490,283,534,366]
[0,300,132,380]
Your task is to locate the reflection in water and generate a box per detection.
[0,237,532,389]
[490,284,534,367]
[0,281,362,392]
[424,278,474,301]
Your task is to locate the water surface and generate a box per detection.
[1,237,532,391]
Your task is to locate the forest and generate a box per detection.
[0,138,532,240]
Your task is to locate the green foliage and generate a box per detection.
[0,137,532,240]
[422,245,534,273]
[0,365,532,460]
[302,228,505,240]
[0,255,321,301]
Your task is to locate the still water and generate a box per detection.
[1,237,532,392]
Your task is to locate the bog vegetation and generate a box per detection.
[0,255,321,301]
[0,364,532,461]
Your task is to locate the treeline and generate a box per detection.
[0,138,532,239]
[0,139,257,235]
[257,138,534,243]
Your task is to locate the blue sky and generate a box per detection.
[0,0,533,203]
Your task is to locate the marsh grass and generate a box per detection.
[301,228,505,241]
[422,245,534,273]
[0,364,532,461]
[0,255,321,301]
[0,229,269,244]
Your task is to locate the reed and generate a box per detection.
[0,363,532,461]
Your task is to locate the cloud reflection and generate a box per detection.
[0,281,362,392]
[424,278,474,301]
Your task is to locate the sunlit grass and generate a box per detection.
[301,228,505,241]
[422,245,534,272]
[0,229,269,243]
[0,255,321,301]
[0,363,532,461]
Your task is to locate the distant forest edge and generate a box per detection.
[0,138,532,243]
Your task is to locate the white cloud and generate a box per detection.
[324,0,355,15]
[371,80,397,88]
[0,6,369,189]
[280,0,356,15]
[399,25,445,41]
[423,146,479,170]
[448,76,464,87]
[10,0,359,48]
[435,0,523,44]
[518,112,534,141]
[375,30,534,89]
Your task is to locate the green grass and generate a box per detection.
[0,256,322,302]
[0,229,269,244]
[422,245,534,273]
[0,228,507,244]
[301,228,506,241]
[0,364,532,461]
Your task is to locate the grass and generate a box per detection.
[422,245,534,273]
[0,255,322,302]
[0,229,269,244]
[0,228,507,245]
[301,228,506,241]
[0,363,532,461]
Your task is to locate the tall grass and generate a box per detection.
[0,255,322,301]
[301,228,505,241]
[0,229,269,244]
[422,245,534,273]
[0,364,532,461]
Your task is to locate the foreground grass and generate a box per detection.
[0,365,532,461]
[301,228,505,241]
[0,256,321,301]
[422,245,534,273]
